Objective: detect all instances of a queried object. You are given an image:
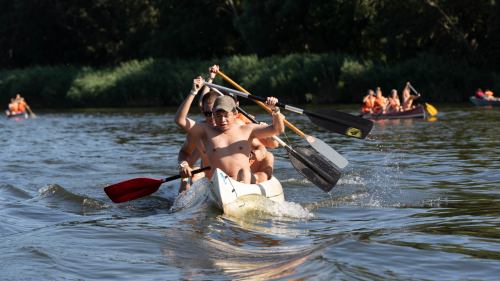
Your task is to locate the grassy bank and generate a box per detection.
[0,53,496,109]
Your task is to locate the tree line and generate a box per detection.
[1,0,499,70]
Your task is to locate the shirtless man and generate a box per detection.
[177,91,218,193]
[174,77,284,184]
[221,92,279,183]
[177,66,270,193]
[402,82,420,110]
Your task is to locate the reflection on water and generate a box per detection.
[1,103,500,280]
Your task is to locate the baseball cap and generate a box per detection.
[212,95,236,113]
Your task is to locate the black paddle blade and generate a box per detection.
[287,146,341,193]
[304,109,374,139]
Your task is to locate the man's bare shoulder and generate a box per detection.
[185,132,196,143]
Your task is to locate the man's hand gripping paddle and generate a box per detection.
[409,84,438,116]
[104,167,211,203]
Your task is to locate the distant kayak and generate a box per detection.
[469,96,500,106]
[360,105,425,120]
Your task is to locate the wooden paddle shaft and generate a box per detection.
[216,71,305,138]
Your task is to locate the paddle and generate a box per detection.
[409,85,438,116]
[209,87,341,192]
[212,71,349,168]
[104,166,211,203]
[26,106,36,118]
[204,81,374,139]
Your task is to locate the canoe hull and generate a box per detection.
[210,168,284,217]
[360,105,425,120]
[470,96,500,106]
[7,110,28,119]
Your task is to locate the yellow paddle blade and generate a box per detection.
[426,103,438,116]
[427,117,438,122]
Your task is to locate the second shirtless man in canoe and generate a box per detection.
[174,76,285,184]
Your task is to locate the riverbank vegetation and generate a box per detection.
[1,53,496,108]
[1,0,499,108]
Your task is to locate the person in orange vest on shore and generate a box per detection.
[387,89,402,113]
[361,89,376,114]
[373,87,388,114]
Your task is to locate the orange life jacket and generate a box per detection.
[373,97,386,113]
[11,102,19,113]
[237,112,272,148]
[18,101,26,112]
[485,90,494,97]
[362,96,375,113]
[236,112,253,124]
[387,98,399,110]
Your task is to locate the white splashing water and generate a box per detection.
[171,178,214,212]
[38,184,57,196]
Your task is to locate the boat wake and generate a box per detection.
[171,178,314,219]
[171,178,216,213]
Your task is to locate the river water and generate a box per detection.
[1,103,500,280]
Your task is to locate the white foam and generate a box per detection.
[266,201,315,219]
[337,176,366,186]
[38,184,57,196]
[171,178,213,212]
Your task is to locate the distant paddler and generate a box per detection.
[6,98,16,116]
[402,82,420,111]
[483,89,500,101]
[7,94,36,118]
[19,97,36,118]
[361,89,376,115]
[387,89,402,113]
[174,76,284,184]
[373,87,388,114]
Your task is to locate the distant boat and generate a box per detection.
[7,110,28,119]
[360,105,425,120]
[469,97,500,106]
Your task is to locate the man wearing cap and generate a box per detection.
[174,76,284,184]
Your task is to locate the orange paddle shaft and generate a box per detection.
[216,71,305,138]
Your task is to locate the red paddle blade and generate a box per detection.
[104,177,164,203]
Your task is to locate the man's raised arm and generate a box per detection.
[198,65,219,110]
[174,77,206,139]
[251,97,285,139]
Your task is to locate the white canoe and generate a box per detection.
[210,168,285,217]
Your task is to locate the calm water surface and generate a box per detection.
[1,103,500,280]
